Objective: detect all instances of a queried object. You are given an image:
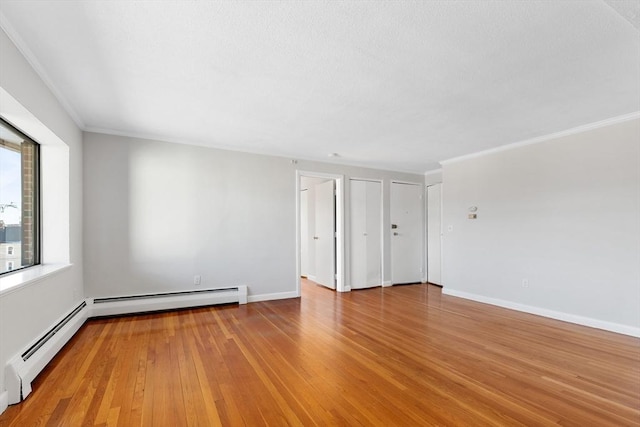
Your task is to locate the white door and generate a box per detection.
[391,182,423,284]
[350,180,382,289]
[427,184,442,285]
[314,180,336,289]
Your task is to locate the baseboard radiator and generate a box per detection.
[90,286,247,317]
[4,286,247,405]
[5,301,90,404]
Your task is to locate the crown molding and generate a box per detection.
[0,12,85,129]
[441,111,640,165]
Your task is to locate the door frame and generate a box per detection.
[296,170,346,296]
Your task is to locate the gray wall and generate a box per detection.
[83,132,422,300]
[0,28,84,401]
[441,117,640,333]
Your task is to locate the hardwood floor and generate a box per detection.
[1,280,638,426]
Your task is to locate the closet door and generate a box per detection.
[350,180,382,289]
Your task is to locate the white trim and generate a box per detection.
[84,125,286,158]
[0,391,8,416]
[424,168,442,176]
[85,125,422,174]
[382,280,393,287]
[442,288,640,338]
[349,177,383,183]
[295,170,346,295]
[0,13,85,128]
[441,111,640,165]
[390,179,423,186]
[248,291,298,303]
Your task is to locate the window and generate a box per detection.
[0,117,40,275]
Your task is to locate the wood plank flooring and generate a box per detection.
[1,280,639,426]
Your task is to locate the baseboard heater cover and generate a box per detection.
[5,301,90,404]
[89,286,248,317]
[4,285,247,407]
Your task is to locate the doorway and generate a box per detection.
[296,171,345,296]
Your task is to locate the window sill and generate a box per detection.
[0,264,72,297]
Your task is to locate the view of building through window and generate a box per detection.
[0,118,40,274]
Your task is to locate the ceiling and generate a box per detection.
[0,1,638,173]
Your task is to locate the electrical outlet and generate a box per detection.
[522,279,529,288]
[194,275,201,285]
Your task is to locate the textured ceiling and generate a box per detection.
[0,1,638,173]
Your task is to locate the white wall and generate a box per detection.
[83,133,297,300]
[83,133,422,299]
[0,28,83,410]
[441,117,640,335]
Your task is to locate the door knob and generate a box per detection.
[313,236,319,240]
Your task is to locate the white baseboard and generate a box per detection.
[248,291,298,303]
[442,288,640,338]
[0,391,8,416]
[382,281,392,287]
[307,275,317,283]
